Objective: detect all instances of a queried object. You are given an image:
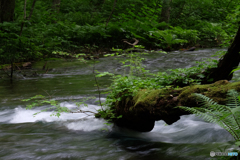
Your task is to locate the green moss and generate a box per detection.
[133,89,162,107]
[114,80,240,119]
[178,80,240,106]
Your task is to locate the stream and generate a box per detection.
[0,48,239,160]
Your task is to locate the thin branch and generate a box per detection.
[14,63,22,73]
[20,0,37,36]
[42,89,51,98]
[44,68,49,74]
[42,61,48,70]
[10,61,14,79]
[20,0,28,36]
[70,110,97,117]
[105,0,117,28]
[79,110,96,114]
[51,90,60,97]
[24,0,27,19]
[123,38,139,46]
[28,0,37,20]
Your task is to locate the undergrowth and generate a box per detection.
[95,47,219,120]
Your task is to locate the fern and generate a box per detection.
[177,89,240,145]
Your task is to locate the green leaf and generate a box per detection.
[235,141,240,146]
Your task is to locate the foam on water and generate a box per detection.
[0,102,235,142]
[66,118,112,131]
[0,103,96,122]
[149,115,234,143]
[0,101,111,132]
[8,107,89,123]
[152,115,220,133]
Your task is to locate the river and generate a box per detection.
[0,48,239,160]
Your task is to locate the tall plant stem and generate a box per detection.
[10,61,13,79]
[93,60,104,111]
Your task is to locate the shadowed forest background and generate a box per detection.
[1,0,239,66]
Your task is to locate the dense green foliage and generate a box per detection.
[1,0,240,66]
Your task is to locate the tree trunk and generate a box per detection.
[203,26,240,83]
[0,0,15,23]
[52,0,61,13]
[160,0,172,23]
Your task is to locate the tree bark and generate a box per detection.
[0,0,15,23]
[160,0,172,23]
[203,26,240,83]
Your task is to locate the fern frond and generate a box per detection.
[177,89,240,141]
[193,93,218,107]
[226,89,240,108]
[178,106,218,123]
[225,90,240,131]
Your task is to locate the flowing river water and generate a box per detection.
[0,48,239,160]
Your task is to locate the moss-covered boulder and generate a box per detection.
[114,80,240,132]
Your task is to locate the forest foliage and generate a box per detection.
[0,0,240,65]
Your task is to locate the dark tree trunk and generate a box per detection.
[203,26,240,83]
[52,0,61,12]
[0,0,15,23]
[160,0,172,23]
